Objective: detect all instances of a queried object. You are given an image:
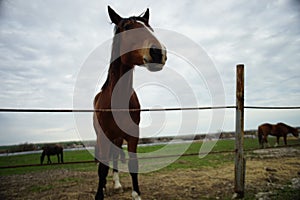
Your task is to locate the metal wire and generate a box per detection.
[245,106,300,110]
[1,143,299,169]
[1,105,300,113]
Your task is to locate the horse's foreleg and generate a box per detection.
[57,154,60,163]
[95,131,110,200]
[61,152,64,163]
[129,152,140,200]
[127,138,141,200]
[95,162,109,200]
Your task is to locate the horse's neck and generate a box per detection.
[110,32,133,92]
[106,61,134,106]
[103,34,135,106]
[287,126,296,134]
[280,123,292,132]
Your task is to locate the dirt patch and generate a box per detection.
[252,147,300,159]
[1,148,300,200]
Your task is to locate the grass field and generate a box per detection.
[1,137,299,176]
[1,137,299,200]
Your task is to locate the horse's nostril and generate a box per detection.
[150,45,162,63]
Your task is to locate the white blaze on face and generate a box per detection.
[137,21,167,71]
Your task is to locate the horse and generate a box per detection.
[93,6,167,200]
[40,144,64,164]
[258,122,299,148]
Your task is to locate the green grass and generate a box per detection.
[0,149,96,175]
[0,137,299,176]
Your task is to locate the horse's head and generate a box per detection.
[108,6,167,72]
[292,128,299,138]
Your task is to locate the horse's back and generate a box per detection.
[55,145,63,153]
[258,123,272,133]
[44,144,63,155]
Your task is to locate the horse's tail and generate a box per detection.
[258,126,263,147]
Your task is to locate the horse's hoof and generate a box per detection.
[113,172,122,192]
[113,182,123,193]
[113,183,122,190]
[132,191,141,200]
[113,186,123,193]
[95,192,104,200]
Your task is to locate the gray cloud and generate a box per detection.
[0,0,299,145]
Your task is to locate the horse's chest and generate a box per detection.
[99,110,140,137]
[96,90,140,135]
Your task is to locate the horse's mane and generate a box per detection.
[101,25,122,90]
[277,122,297,132]
[102,15,147,91]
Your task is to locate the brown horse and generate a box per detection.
[93,6,167,200]
[40,144,64,164]
[258,122,299,148]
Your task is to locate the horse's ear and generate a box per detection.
[142,8,150,23]
[108,6,122,25]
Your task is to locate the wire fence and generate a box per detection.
[0,105,299,169]
[1,142,299,169]
[1,105,300,113]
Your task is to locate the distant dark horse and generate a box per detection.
[258,122,299,148]
[93,6,167,200]
[40,144,64,164]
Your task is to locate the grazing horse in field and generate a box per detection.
[93,6,167,200]
[40,144,64,164]
[258,122,299,148]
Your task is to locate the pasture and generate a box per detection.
[0,137,300,199]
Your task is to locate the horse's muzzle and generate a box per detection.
[150,45,167,64]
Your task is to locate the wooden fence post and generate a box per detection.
[234,64,245,198]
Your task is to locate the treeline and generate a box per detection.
[0,131,260,154]
[0,141,89,154]
[0,142,37,154]
[138,130,257,144]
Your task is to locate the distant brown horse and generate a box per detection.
[40,144,64,164]
[258,122,299,148]
[93,6,167,200]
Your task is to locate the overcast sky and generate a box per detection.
[0,0,300,145]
